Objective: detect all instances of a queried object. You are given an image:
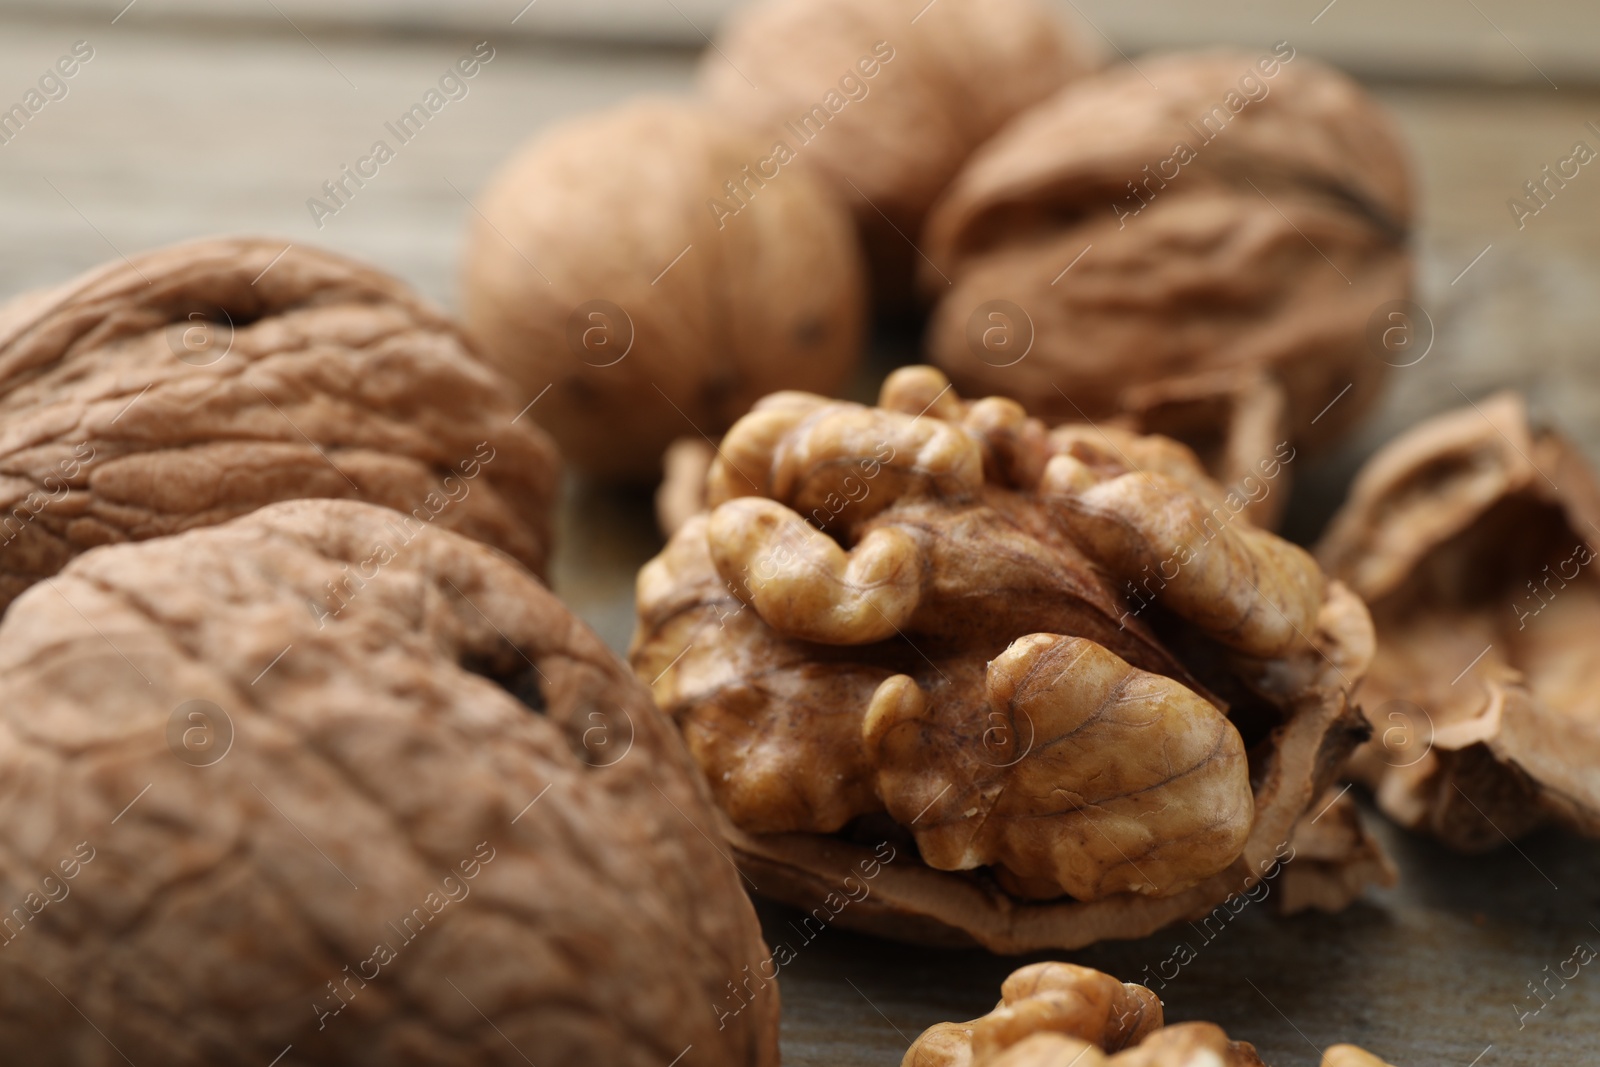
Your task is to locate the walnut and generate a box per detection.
[0,499,778,1066]
[1316,392,1600,850]
[921,49,1414,461]
[631,367,1377,951]
[902,961,1400,1066]
[652,372,1289,532]
[460,97,865,481]
[0,237,560,613]
[1276,786,1397,915]
[699,0,1089,307]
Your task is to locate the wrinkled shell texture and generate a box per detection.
[1317,393,1600,851]
[0,238,560,610]
[0,500,778,1067]
[631,367,1375,951]
[461,97,865,480]
[700,0,1088,304]
[901,961,1401,1066]
[924,50,1413,453]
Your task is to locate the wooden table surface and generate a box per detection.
[2,9,1598,1066]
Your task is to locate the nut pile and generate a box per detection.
[5,0,1588,1059]
[632,367,1382,951]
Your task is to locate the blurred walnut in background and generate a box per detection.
[461,98,864,481]
[701,0,1090,308]
[632,367,1384,952]
[1318,393,1600,852]
[923,49,1414,501]
[0,238,560,610]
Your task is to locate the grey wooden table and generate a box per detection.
[1,8,1597,1065]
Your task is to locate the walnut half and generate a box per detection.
[631,367,1380,951]
[1317,392,1600,850]
[903,961,1400,1067]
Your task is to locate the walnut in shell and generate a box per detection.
[631,367,1379,951]
[902,961,1400,1067]
[699,0,1089,307]
[460,97,865,481]
[922,49,1413,460]
[0,499,777,1066]
[0,237,560,611]
[1317,392,1600,850]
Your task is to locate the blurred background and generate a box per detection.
[2,4,1598,1064]
[7,0,1596,649]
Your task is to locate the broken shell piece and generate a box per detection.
[1318,392,1600,850]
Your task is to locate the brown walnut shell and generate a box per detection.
[923,49,1414,459]
[461,97,865,481]
[631,367,1379,952]
[902,961,1401,1066]
[1276,786,1398,916]
[0,237,560,612]
[700,0,1089,308]
[1317,392,1600,851]
[0,498,778,1066]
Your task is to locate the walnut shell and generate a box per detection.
[923,49,1413,455]
[902,961,1401,1066]
[461,97,865,481]
[0,237,559,612]
[0,499,778,1066]
[631,367,1378,951]
[1316,392,1600,851]
[1108,371,1293,529]
[1276,786,1397,915]
[699,0,1089,307]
